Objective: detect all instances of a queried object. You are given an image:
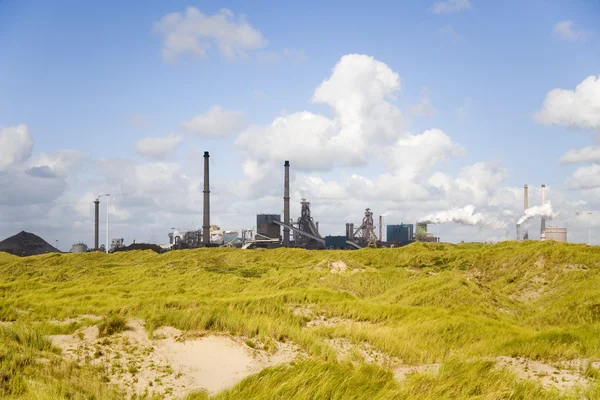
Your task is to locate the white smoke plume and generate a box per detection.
[418,205,507,229]
[517,202,559,225]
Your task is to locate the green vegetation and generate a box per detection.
[1,241,600,398]
[98,314,128,337]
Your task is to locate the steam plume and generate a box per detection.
[517,202,559,225]
[418,205,507,229]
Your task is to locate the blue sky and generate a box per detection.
[1,0,599,248]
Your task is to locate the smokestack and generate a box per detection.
[345,223,350,239]
[349,223,354,240]
[283,161,290,247]
[94,198,99,250]
[379,215,383,241]
[541,184,546,236]
[516,224,521,241]
[203,151,210,246]
[316,221,319,234]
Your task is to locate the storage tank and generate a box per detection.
[71,243,88,253]
[543,226,567,242]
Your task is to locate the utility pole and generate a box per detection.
[106,194,110,254]
[589,212,593,246]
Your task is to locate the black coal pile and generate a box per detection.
[0,231,60,256]
[111,243,163,254]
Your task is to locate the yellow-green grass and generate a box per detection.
[1,240,600,399]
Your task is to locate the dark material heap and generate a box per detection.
[0,231,60,256]
[111,243,163,254]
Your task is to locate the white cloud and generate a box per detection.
[383,129,464,179]
[154,7,267,62]
[237,54,405,171]
[553,20,590,41]
[534,75,600,131]
[181,106,248,137]
[410,98,437,117]
[570,164,600,189]
[431,0,471,14]
[560,146,600,164]
[26,150,89,178]
[135,133,183,160]
[0,124,34,171]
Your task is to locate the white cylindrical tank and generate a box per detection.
[71,243,88,253]
[543,226,567,242]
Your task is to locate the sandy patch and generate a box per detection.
[49,314,102,325]
[307,316,351,328]
[497,356,595,391]
[290,305,314,318]
[329,261,365,274]
[51,319,300,398]
[330,261,348,274]
[326,338,399,367]
[394,364,441,381]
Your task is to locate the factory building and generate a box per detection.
[257,214,281,240]
[387,224,413,244]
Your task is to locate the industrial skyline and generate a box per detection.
[1,1,599,249]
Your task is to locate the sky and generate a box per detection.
[1,0,600,250]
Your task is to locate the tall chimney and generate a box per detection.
[203,151,210,246]
[316,221,319,234]
[94,198,100,250]
[516,224,521,241]
[283,161,290,247]
[345,223,350,239]
[349,223,354,240]
[541,184,546,236]
[379,215,383,242]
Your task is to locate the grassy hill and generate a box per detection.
[2,241,600,399]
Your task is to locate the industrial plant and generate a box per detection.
[517,184,567,243]
[81,152,572,253]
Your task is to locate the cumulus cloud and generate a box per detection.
[135,134,183,160]
[534,75,600,131]
[154,7,267,62]
[236,54,406,171]
[431,0,471,14]
[0,124,34,171]
[181,106,248,137]
[570,164,600,189]
[560,146,600,164]
[383,129,464,179]
[26,150,89,178]
[553,20,590,41]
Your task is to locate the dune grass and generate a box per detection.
[1,240,600,398]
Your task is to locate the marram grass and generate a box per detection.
[1,241,600,398]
